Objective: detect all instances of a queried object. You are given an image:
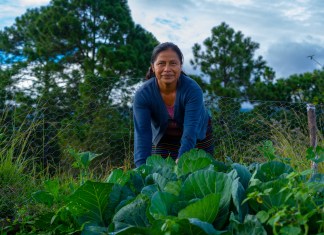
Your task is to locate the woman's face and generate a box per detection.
[152,48,182,88]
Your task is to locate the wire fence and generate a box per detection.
[1,93,323,172]
[206,97,323,166]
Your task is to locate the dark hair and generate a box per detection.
[145,42,186,80]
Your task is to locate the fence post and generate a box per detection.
[307,104,317,173]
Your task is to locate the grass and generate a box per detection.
[0,121,45,227]
[212,108,324,173]
[0,134,38,220]
[261,112,324,173]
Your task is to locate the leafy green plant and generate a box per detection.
[258,140,277,161]
[246,165,323,234]
[32,179,60,207]
[306,146,324,164]
[5,149,324,234]
[68,148,102,184]
[258,140,291,164]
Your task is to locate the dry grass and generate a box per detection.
[258,112,324,173]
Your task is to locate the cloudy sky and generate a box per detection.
[1,0,324,79]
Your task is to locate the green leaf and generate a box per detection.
[180,170,233,228]
[247,178,291,212]
[68,148,101,169]
[141,184,159,198]
[231,178,248,222]
[280,226,301,235]
[134,164,153,179]
[178,193,221,223]
[188,218,224,235]
[231,163,251,189]
[306,147,316,160]
[146,155,175,171]
[177,149,214,177]
[157,218,222,235]
[256,211,269,223]
[111,226,150,235]
[258,140,276,161]
[164,180,182,196]
[212,160,229,173]
[127,171,145,194]
[229,213,267,235]
[254,161,293,182]
[156,165,178,181]
[79,152,101,168]
[112,195,150,231]
[152,173,168,191]
[32,190,54,207]
[107,184,135,221]
[82,225,108,235]
[180,170,233,210]
[105,168,130,186]
[149,191,178,219]
[145,174,155,185]
[306,146,324,163]
[44,179,60,201]
[68,181,114,226]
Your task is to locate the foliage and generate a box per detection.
[0,0,158,171]
[68,148,102,184]
[246,168,324,234]
[249,69,324,104]
[306,146,324,164]
[58,105,133,171]
[5,149,323,234]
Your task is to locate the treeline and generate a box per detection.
[0,0,323,170]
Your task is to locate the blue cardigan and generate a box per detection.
[133,74,209,167]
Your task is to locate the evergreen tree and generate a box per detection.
[190,22,274,98]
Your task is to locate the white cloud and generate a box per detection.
[18,0,50,7]
[280,3,311,22]
[214,0,253,6]
[0,5,23,17]
[0,0,50,28]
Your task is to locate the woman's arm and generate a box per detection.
[178,86,205,157]
[133,91,152,167]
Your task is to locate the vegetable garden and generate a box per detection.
[1,95,323,235]
[1,0,324,233]
[3,147,323,235]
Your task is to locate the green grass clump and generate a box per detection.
[0,149,37,219]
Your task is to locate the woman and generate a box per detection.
[133,42,214,167]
